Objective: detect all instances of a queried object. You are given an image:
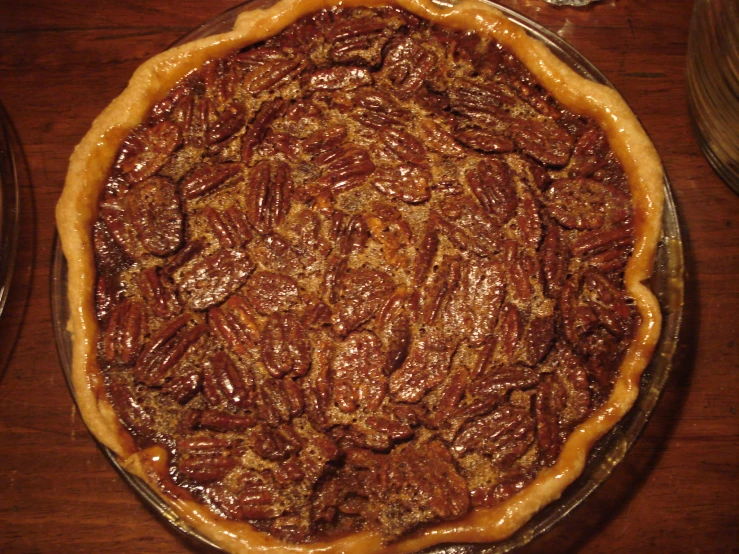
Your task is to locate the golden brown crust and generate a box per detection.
[56,0,664,552]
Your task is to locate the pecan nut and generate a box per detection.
[178,249,255,311]
[116,120,182,183]
[128,176,183,256]
[261,312,311,378]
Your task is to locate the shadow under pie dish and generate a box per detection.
[55,0,666,552]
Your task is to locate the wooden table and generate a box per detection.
[0,0,736,552]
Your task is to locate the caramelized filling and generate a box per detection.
[92,6,638,543]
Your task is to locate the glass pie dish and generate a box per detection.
[0,100,20,325]
[52,0,685,551]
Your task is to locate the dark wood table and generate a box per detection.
[0,0,736,552]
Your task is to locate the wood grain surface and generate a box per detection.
[0,0,736,552]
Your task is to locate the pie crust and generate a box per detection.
[56,0,664,552]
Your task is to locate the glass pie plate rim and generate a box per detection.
[0,99,20,325]
[51,1,685,552]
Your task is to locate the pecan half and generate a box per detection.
[448,79,516,116]
[466,159,518,224]
[381,36,438,97]
[102,298,147,366]
[108,378,155,437]
[99,193,142,259]
[180,163,241,199]
[331,331,387,412]
[540,224,569,298]
[176,436,240,483]
[331,268,395,337]
[516,192,542,249]
[178,249,255,311]
[302,66,373,91]
[326,13,401,67]
[417,120,466,158]
[256,379,297,426]
[200,409,257,432]
[454,128,514,153]
[128,176,183,256]
[207,470,282,520]
[379,128,428,166]
[206,102,246,144]
[568,124,609,177]
[411,226,439,286]
[246,160,293,235]
[422,254,462,326]
[452,404,535,468]
[546,342,591,430]
[208,296,261,356]
[372,164,431,203]
[582,269,633,338]
[243,54,307,94]
[352,89,410,128]
[458,257,506,346]
[302,125,348,156]
[560,274,598,346]
[545,178,630,230]
[510,118,573,168]
[202,351,254,409]
[261,312,311,378]
[570,225,633,258]
[162,364,202,404]
[435,196,502,256]
[242,99,285,163]
[138,267,181,319]
[202,204,253,249]
[536,375,566,465]
[389,331,453,403]
[316,145,375,192]
[332,213,369,257]
[428,366,468,428]
[250,422,303,461]
[116,120,182,183]
[245,271,300,315]
[133,316,208,387]
[378,288,412,371]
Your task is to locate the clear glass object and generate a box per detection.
[51,1,685,551]
[686,0,739,194]
[0,100,20,324]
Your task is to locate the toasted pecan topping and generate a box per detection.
[94,5,638,543]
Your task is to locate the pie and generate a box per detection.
[56,0,664,552]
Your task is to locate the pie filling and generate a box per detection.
[92,5,640,544]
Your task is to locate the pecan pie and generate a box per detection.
[56,0,664,552]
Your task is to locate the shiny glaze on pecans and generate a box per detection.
[129,176,183,256]
[331,331,387,412]
[116,120,181,184]
[92,5,639,544]
[178,249,255,310]
[261,312,311,378]
[246,160,293,235]
[180,163,241,199]
[372,164,431,203]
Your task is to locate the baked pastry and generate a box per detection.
[56,0,664,552]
